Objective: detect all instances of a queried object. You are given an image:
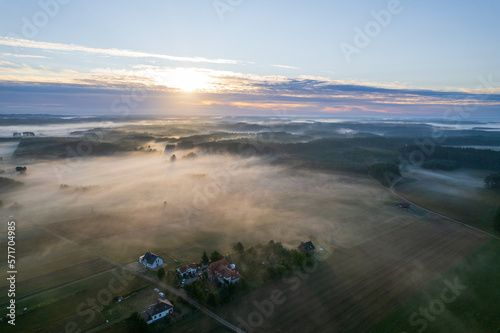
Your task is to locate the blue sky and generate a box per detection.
[0,0,499,116]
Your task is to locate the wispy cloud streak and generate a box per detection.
[0,37,244,65]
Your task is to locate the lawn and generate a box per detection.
[0,268,151,333]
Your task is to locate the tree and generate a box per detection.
[233,242,244,255]
[370,163,401,187]
[219,283,229,301]
[126,312,151,333]
[290,249,306,268]
[485,172,500,191]
[210,250,223,262]
[15,166,27,173]
[157,267,166,280]
[202,250,209,263]
[494,207,500,234]
[185,152,197,159]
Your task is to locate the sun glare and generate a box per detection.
[154,68,213,92]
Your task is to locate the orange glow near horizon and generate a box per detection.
[153,68,214,92]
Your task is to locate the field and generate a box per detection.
[372,239,500,333]
[395,168,499,234]
[1,119,500,332]
[212,214,491,332]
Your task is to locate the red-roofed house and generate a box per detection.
[176,263,197,277]
[207,259,242,284]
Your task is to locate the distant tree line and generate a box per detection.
[401,145,500,171]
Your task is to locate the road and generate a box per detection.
[41,226,244,333]
[387,186,500,240]
[131,270,244,333]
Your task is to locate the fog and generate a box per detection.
[1,145,409,258]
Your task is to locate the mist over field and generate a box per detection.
[2,1,500,331]
[0,115,499,333]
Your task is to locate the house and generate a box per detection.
[139,251,163,269]
[207,259,242,284]
[176,263,197,277]
[139,299,173,324]
[298,241,316,253]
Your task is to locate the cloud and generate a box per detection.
[0,37,244,65]
[199,100,313,110]
[1,53,48,59]
[1,59,500,116]
[271,64,301,70]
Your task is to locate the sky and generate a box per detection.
[0,0,499,117]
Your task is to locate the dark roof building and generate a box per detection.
[139,299,174,324]
[139,251,164,269]
[298,241,316,252]
[142,252,159,265]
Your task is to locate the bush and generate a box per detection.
[485,172,500,191]
[494,207,500,234]
[157,267,166,280]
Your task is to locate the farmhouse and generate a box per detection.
[139,251,163,269]
[139,299,173,324]
[207,259,242,284]
[298,241,316,253]
[176,263,197,277]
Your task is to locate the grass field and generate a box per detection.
[395,168,499,234]
[1,144,499,332]
[211,214,491,332]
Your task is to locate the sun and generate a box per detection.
[154,68,213,92]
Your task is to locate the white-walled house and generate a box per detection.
[176,263,197,277]
[139,251,163,269]
[139,299,173,324]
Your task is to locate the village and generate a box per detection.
[133,240,317,327]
